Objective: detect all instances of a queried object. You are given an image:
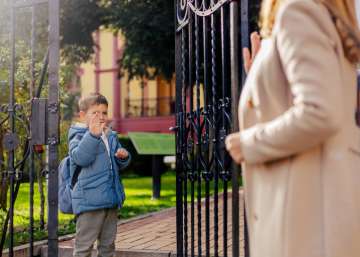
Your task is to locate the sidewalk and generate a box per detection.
[48,190,245,257]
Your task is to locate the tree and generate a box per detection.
[104,0,175,81]
[1,0,175,81]
[0,0,107,66]
[60,0,108,64]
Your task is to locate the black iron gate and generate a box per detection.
[175,0,250,256]
[0,0,60,256]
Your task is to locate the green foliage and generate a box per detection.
[1,0,258,85]
[104,0,175,81]
[0,0,106,66]
[0,172,178,247]
[0,42,44,175]
[63,0,177,80]
[60,0,108,64]
[0,171,233,248]
[0,0,175,81]
[0,209,6,228]
[59,64,81,121]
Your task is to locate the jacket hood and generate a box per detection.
[68,123,117,142]
[68,123,88,142]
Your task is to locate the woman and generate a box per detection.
[225,0,360,257]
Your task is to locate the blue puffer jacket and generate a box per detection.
[68,125,130,215]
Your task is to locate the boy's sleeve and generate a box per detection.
[69,131,101,167]
[114,140,131,170]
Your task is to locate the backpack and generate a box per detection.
[58,156,81,214]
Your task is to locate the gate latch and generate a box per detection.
[30,98,48,145]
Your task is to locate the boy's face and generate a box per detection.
[80,104,108,127]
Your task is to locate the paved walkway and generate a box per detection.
[55,191,245,257]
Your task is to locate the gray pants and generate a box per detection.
[73,208,118,257]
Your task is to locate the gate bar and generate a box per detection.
[202,10,211,257]
[8,5,16,257]
[0,2,55,256]
[28,5,36,257]
[188,11,196,257]
[175,1,184,254]
[47,0,60,256]
[229,1,240,257]
[194,2,203,256]
[13,0,48,9]
[240,0,250,256]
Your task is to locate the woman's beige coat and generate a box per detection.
[239,1,360,257]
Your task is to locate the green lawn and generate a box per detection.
[1,171,229,248]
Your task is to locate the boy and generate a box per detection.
[68,93,130,257]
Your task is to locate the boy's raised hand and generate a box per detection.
[115,148,129,160]
[89,113,102,137]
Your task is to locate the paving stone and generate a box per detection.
[56,190,245,257]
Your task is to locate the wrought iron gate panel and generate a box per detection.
[0,1,59,256]
[175,0,249,256]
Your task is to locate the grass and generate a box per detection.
[1,171,229,248]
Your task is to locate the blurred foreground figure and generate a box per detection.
[226,0,360,257]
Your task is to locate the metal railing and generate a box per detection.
[125,96,176,117]
[175,0,249,256]
[0,1,60,257]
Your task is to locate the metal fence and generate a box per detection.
[0,0,60,256]
[0,0,252,256]
[174,0,249,256]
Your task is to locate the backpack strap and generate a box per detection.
[70,165,82,189]
[69,132,85,189]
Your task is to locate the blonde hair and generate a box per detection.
[259,0,360,63]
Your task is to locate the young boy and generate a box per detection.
[68,93,130,257]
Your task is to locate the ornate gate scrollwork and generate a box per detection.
[175,0,250,256]
[0,1,60,257]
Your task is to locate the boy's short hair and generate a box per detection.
[78,93,108,112]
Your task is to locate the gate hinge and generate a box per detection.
[48,102,58,114]
[47,136,58,145]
